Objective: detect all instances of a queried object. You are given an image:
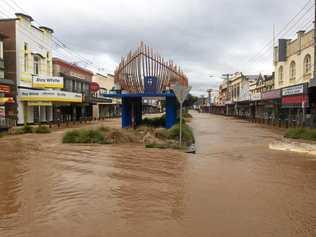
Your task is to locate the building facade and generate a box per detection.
[53,57,93,122]
[274,30,315,125]
[0,32,16,129]
[0,13,83,125]
[91,73,120,119]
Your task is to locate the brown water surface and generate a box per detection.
[0,113,315,237]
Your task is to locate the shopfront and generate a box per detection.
[18,89,82,125]
[281,83,309,126]
[250,93,262,119]
[261,89,281,123]
[0,83,16,129]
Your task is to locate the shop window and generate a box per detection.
[33,55,40,75]
[289,61,296,81]
[303,54,311,75]
[278,66,284,84]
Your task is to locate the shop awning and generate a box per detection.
[282,95,309,108]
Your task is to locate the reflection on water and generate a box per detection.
[0,114,315,237]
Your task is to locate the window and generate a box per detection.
[0,41,3,59]
[289,61,296,80]
[46,52,50,74]
[278,66,283,84]
[303,54,311,75]
[24,43,28,72]
[24,53,28,72]
[33,56,40,75]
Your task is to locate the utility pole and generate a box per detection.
[222,74,230,116]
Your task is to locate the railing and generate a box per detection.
[0,118,16,128]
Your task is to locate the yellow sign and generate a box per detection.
[28,101,53,106]
[0,97,15,104]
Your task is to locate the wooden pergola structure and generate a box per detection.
[108,43,189,129]
[114,42,188,93]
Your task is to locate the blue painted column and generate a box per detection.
[165,96,177,129]
[122,97,132,128]
[134,97,143,126]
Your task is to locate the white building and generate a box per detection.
[0,13,82,125]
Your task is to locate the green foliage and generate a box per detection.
[34,126,51,134]
[183,93,198,108]
[22,125,33,133]
[63,129,106,144]
[285,128,316,141]
[142,114,166,128]
[167,123,195,145]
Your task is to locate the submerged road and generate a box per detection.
[0,113,315,237]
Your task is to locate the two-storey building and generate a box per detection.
[53,57,93,122]
[0,13,83,125]
[274,30,315,125]
[91,73,120,119]
[0,32,16,129]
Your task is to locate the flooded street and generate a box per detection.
[0,113,316,237]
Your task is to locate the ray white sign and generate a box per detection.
[33,76,64,89]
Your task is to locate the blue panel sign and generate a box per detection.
[144,76,158,93]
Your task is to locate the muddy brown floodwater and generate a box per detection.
[0,112,316,237]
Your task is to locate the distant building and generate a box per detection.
[53,57,94,122]
[91,73,120,119]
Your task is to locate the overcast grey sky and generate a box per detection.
[1,0,313,95]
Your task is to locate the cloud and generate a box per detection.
[1,0,308,95]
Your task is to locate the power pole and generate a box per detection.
[222,74,230,115]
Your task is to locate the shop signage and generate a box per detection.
[0,97,14,104]
[19,89,82,103]
[0,85,10,93]
[28,101,53,106]
[90,82,100,92]
[262,89,281,100]
[282,95,309,108]
[0,106,5,118]
[282,84,305,96]
[250,93,262,101]
[32,76,64,89]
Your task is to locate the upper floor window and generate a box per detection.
[46,52,50,75]
[278,66,283,84]
[303,54,311,75]
[289,61,296,81]
[33,55,40,75]
[0,41,3,59]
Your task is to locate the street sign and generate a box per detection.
[173,82,192,104]
[172,82,192,147]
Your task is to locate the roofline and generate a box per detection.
[15,13,33,22]
[53,57,94,76]
[0,18,18,22]
[39,26,54,34]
